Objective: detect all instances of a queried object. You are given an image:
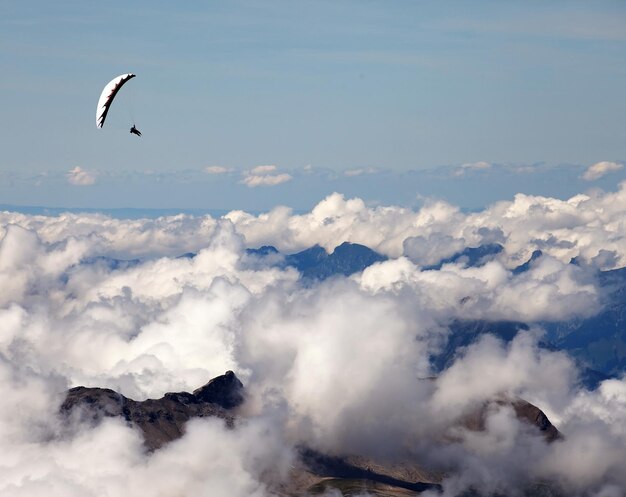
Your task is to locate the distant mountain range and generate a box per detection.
[247,241,387,281]
[83,241,386,281]
[543,265,626,377]
[259,242,626,380]
[80,241,626,381]
[422,244,626,382]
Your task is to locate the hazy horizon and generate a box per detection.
[2,1,626,210]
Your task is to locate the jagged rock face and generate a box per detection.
[192,369,244,408]
[60,371,243,450]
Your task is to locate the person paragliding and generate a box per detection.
[96,73,141,136]
[130,125,142,137]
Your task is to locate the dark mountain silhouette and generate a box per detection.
[245,242,387,280]
[285,242,387,280]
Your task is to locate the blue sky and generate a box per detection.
[1,0,626,210]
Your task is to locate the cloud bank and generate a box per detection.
[2,185,626,495]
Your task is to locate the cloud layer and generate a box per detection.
[2,185,626,495]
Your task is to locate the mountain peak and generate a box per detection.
[285,241,386,280]
[192,370,244,408]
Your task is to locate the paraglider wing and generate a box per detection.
[96,73,136,128]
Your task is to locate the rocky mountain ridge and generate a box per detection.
[61,371,561,496]
[61,370,243,451]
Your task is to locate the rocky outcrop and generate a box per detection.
[191,370,244,408]
[60,371,243,450]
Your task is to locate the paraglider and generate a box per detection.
[130,125,142,137]
[96,73,140,134]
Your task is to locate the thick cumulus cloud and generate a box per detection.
[359,254,600,322]
[2,186,626,495]
[0,210,221,258]
[227,184,626,270]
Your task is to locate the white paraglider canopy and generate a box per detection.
[96,73,136,128]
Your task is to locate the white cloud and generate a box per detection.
[66,166,97,186]
[241,165,292,187]
[204,166,234,174]
[431,333,576,415]
[241,173,292,188]
[225,184,626,271]
[582,161,623,181]
[250,164,277,175]
[454,161,492,176]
